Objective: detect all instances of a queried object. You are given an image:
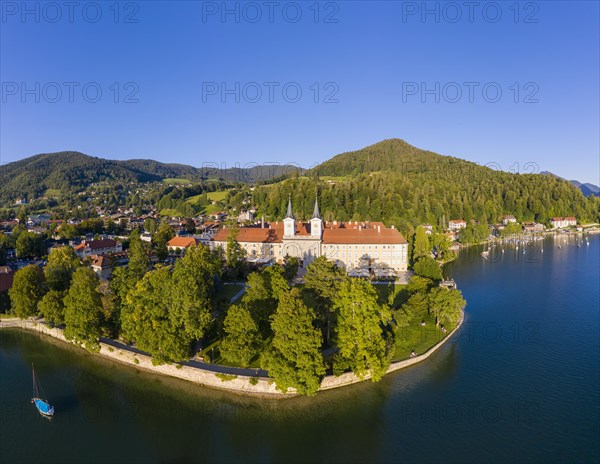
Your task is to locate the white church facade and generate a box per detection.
[210,197,408,274]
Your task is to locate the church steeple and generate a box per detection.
[312,195,321,219]
[310,194,323,238]
[283,194,296,237]
[285,194,294,219]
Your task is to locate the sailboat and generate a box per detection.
[481,242,489,260]
[31,364,54,418]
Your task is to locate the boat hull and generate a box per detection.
[33,398,54,417]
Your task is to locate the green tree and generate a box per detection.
[304,256,346,303]
[44,246,79,292]
[220,304,261,366]
[9,265,45,318]
[333,279,392,382]
[406,275,435,294]
[458,226,474,244]
[64,267,103,352]
[170,245,221,340]
[500,222,522,237]
[402,291,429,321]
[265,266,289,300]
[0,233,8,266]
[121,266,190,363]
[428,287,465,328]
[431,232,451,260]
[245,270,272,301]
[261,289,325,396]
[143,218,157,234]
[183,218,196,234]
[304,256,346,342]
[38,290,66,326]
[412,226,430,262]
[15,232,45,259]
[282,256,299,281]
[17,207,27,225]
[153,221,174,261]
[128,229,148,280]
[225,230,247,280]
[243,266,288,336]
[413,257,443,281]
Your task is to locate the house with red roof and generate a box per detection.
[167,236,200,252]
[90,254,113,280]
[550,217,576,229]
[448,219,467,231]
[73,239,122,258]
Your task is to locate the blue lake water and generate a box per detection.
[1,234,598,463]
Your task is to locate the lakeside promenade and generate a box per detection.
[0,309,464,398]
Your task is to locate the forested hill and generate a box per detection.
[311,138,472,177]
[0,151,302,203]
[0,152,161,202]
[251,139,600,231]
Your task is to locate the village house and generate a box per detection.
[238,210,255,223]
[73,239,122,258]
[522,222,545,233]
[448,220,467,231]
[90,254,113,280]
[502,215,517,225]
[492,224,506,236]
[140,232,153,243]
[167,236,200,252]
[550,217,577,228]
[421,224,433,235]
[27,214,51,226]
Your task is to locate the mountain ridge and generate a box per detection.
[0,151,302,202]
[540,171,600,197]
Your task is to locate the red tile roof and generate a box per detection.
[167,237,199,248]
[74,239,118,251]
[322,227,406,245]
[212,221,407,245]
[90,254,112,269]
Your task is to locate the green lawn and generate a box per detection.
[203,203,223,214]
[207,191,228,201]
[215,284,244,302]
[185,190,229,205]
[45,189,62,198]
[162,178,192,184]
[159,208,182,217]
[373,283,407,307]
[392,314,456,361]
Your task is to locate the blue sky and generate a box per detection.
[1,1,598,184]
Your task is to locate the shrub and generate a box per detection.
[215,373,237,382]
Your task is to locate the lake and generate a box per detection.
[1,234,598,463]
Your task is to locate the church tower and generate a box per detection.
[283,195,295,237]
[310,195,322,238]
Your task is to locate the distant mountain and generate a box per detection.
[540,171,600,197]
[0,151,303,203]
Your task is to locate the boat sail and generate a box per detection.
[31,364,54,418]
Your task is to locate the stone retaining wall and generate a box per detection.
[1,309,464,398]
